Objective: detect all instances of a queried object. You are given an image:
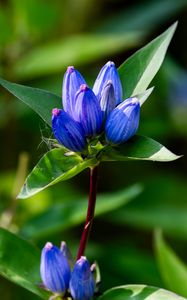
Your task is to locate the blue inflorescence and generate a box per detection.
[40,242,95,300]
[52,61,140,152]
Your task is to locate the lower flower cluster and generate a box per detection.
[40,242,95,300]
[52,61,140,153]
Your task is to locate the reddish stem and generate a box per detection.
[77,165,99,260]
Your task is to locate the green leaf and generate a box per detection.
[0,228,49,299]
[119,22,177,98]
[0,77,61,126]
[137,87,154,106]
[103,175,187,240]
[101,135,180,162]
[13,33,142,79]
[97,0,185,33]
[20,184,142,239]
[154,230,187,297]
[98,284,187,300]
[18,148,97,199]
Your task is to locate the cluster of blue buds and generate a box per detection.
[52,61,140,152]
[40,242,95,300]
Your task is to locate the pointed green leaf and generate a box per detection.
[0,228,49,299]
[119,22,177,98]
[138,87,154,106]
[18,148,97,199]
[154,230,187,297]
[101,135,180,162]
[0,77,61,126]
[98,284,187,300]
[20,184,142,239]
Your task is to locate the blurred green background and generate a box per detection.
[1,0,187,299]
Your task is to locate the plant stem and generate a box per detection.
[77,165,99,260]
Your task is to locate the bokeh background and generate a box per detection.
[1,0,187,299]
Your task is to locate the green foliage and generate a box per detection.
[13,33,142,79]
[154,230,187,297]
[104,175,187,240]
[20,184,142,239]
[97,0,186,33]
[0,23,180,200]
[0,228,49,299]
[18,135,179,199]
[0,0,187,300]
[119,22,177,98]
[98,284,187,300]
[0,78,61,127]
[101,135,180,162]
[18,148,96,199]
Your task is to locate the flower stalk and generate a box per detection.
[77,165,99,260]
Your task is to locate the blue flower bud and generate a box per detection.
[52,108,86,152]
[105,97,140,144]
[60,241,73,268]
[93,61,123,105]
[40,242,71,294]
[73,84,102,137]
[63,66,86,117]
[70,256,95,300]
[100,80,116,120]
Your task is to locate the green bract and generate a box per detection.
[0,22,180,199]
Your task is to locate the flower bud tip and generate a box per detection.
[67,66,75,73]
[44,242,53,250]
[80,84,89,91]
[131,97,139,104]
[52,108,61,116]
[107,61,115,67]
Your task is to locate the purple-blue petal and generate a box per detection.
[52,108,86,152]
[60,241,73,268]
[105,97,140,144]
[73,85,102,136]
[100,80,116,120]
[40,242,71,294]
[70,257,95,300]
[62,66,86,117]
[93,61,123,105]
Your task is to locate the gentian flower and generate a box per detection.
[40,243,95,300]
[100,80,116,120]
[93,61,123,105]
[73,84,102,136]
[63,66,86,117]
[40,242,71,294]
[105,97,140,144]
[52,61,140,153]
[69,256,95,300]
[52,108,86,152]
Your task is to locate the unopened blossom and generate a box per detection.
[51,61,140,152]
[105,97,140,144]
[69,256,95,300]
[40,242,71,294]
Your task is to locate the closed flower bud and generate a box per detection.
[63,66,86,117]
[60,241,73,268]
[100,80,116,120]
[70,256,95,300]
[40,242,71,294]
[93,61,123,105]
[74,84,102,136]
[52,108,86,152]
[105,97,140,144]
